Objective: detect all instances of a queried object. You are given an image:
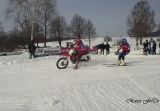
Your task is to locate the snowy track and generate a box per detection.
[0,52,160,111]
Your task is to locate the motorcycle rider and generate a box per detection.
[71,38,86,69]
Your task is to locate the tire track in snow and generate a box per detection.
[73,85,101,111]
[102,82,142,111]
[82,85,103,111]
[96,83,126,111]
[119,66,160,111]
[100,82,151,111]
[61,87,78,111]
[87,83,111,110]
[91,83,122,110]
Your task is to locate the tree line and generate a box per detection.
[0,0,160,52]
[127,0,160,45]
[0,0,96,51]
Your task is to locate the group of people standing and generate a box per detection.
[96,42,111,55]
[143,38,158,55]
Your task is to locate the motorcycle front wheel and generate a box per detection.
[56,57,69,69]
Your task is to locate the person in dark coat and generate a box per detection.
[153,41,157,55]
[100,42,105,55]
[149,38,155,55]
[105,42,110,55]
[28,40,36,59]
[143,40,149,54]
[159,42,160,55]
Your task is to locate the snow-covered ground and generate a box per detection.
[0,38,160,111]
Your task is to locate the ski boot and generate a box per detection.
[117,60,121,66]
[121,60,126,66]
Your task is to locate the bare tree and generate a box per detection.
[104,36,112,42]
[38,0,57,47]
[127,0,156,45]
[51,16,67,47]
[65,26,72,38]
[84,19,96,47]
[6,0,56,46]
[6,0,36,40]
[34,22,44,47]
[70,14,86,39]
[15,12,32,39]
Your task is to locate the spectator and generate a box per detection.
[105,42,110,55]
[100,42,105,55]
[159,42,160,55]
[153,41,157,55]
[149,38,156,55]
[143,40,149,55]
[28,40,36,59]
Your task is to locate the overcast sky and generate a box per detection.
[0,0,160,36]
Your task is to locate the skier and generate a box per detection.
[116,38,130,66]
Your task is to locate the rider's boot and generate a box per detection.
[74,64,79,69]
[74,61,79,69]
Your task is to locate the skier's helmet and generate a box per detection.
[121,38,127,44]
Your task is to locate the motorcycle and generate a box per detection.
[56,48,91,69]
